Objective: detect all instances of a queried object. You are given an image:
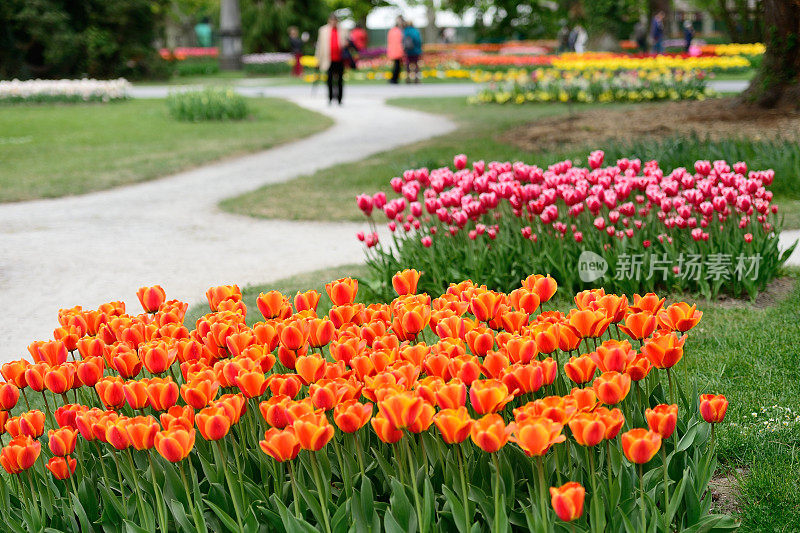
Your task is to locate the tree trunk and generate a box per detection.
[742,0,800,108]
[219,0,242,70]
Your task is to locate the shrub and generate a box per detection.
[0,276,735,532]
[356,152,793,300]
[166,87,250,122]
[174,59,221,77]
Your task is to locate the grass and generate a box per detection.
[0,97,332,202]
[182,263,800,531]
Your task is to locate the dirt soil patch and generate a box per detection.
[503,99,800,152]
[708,276,797,310]
[709,468,747,516]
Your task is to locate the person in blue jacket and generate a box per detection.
[402,21,423,84]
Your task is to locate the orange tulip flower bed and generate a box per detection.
[0,275,736,532]
[356,153,793,300]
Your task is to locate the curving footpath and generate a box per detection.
[0,95,455,363]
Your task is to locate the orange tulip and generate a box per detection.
[46,456,77,480]
[196,406,232,441]
[595,407,625,439]
[569,309,611,339]
[594,293,629,323]
[550,482,585,522]
[378,391,424,430]
[126,416,159,450]
[502,362,544,396]
[260,427,301,462]
[630,293,665,314]
[465,327,494,357]
[564,355,597,385]
[619,311,657,341]
[482,351,509,379]
[293,290,321,312]
[111,344,143,379]
[76,356,104,387]
[434,407,473,444]
[505,335,538,364]
[508,288,541,315]
[408,402,435,433]
[592,371,631,405]
[645,404,678,439]
[292,412,335,451]
[140,341,178,375]
[36,340,69,366]
[155,426,195,462]
[591,340,635,373]
[53,326,80,352]
[266,374,302,399]
[470,414,515,453]
[326,277,359,306]
[0,382,19,411]
[236,370,269,399]
[531,323,559,354]
[48,427,78,456]
[213,394,245,425]
[309,379,348,411]
[256,291,292,320]
[106,419,132,450]
[180,378,219,409]
[24,363,48,392]
[19,410,45,438]
[699,394,728,424]
[641,330,685,369]
[469,379,513,414]
[435,379,467,409]
[333,400,373,433]
[522,396,578,425]
[469,291,504,323]
[0,435,41,474]
[513,415,565,456]
[392,269,422,295]
[146,378,179,411]
[2,360,29,389]
[44,364,76,395]
[521,274,558,303]
[625,353,653,382]
[569,388,598,412]
[371,413,403,443]
[137,285,166,313]
[123,380,150,410]
[206,285,242,312]
[296,354,326,385]
[568,412,606,446]
[621,428,661,464]
[657,302,702,332]
[309,319,336,349]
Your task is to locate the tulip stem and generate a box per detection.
[404,436,426,533]
[92,441,111,488]
[179,460,203,532]
[535,456,548,523]
[215,440,244,532]
[126,449,147,522]
[457,445,470,530]
[21,389,31,410]
[605,440,613,496]
[332,437,352,498]
[666,368,675,406]
[353,433,366,478]
[492,454,503,533]
[309,452,332,533]
[638,463,646,530]
[109,448,128,517]
[147,452,169,532]
[661,446,670,529]
[288,460,302,519]
[25,470,41,521]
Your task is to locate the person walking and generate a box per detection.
[402,20,422,84]
[633,18,648,53]
[289,26,304,77]
[651,11,665,54]
[350,24,368,51]
[315,14,348,105]
[683,20,695,52]
[387,17,405,84]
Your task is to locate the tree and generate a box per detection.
[0,0,167,80]
[442,0,564,40]
[742,0,799,108]
[239,0,328,53]
[219,0,242,69]
[692,0,764,42]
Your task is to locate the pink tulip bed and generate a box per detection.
[356,152,793,300]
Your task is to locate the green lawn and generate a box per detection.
[0,97,332,202]
[184,263,800,531]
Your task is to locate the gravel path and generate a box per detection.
[0,96,455,363]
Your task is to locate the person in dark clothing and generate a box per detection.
[683,20,695,52]
[403,21,422,84]
[651,11,665,54]
[289,26,304,77]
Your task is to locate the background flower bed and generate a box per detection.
[0,79,131,104]
[167,87,250,122]
[473,70,711,105]
[357,153,792,300]
[0,275,735,532]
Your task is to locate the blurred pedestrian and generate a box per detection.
[403,20,422,84]
[633,18,648,53]
[315,14,348,105]
[557,21,570,53]
[289,26,304,77]
[683,20,694,52]
[387,17,405,84]
[570,24,588,53]
[194,17,213,48]
[651,11,665,54]
[350,24,368,51]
